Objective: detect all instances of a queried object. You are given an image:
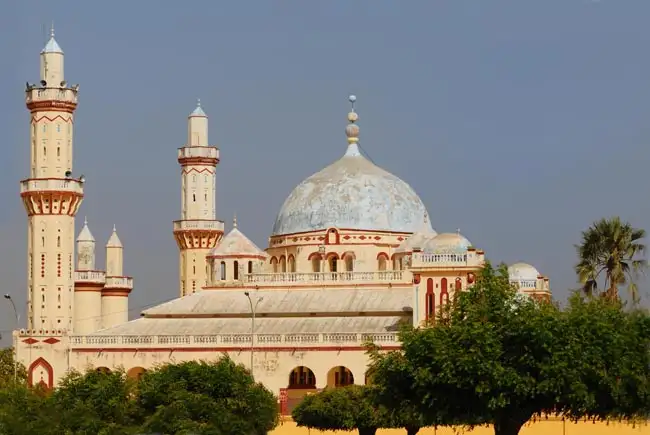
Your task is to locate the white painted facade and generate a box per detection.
[14,33,551,413]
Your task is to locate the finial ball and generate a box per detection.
[348,95,357,103]
[347,111,359,122]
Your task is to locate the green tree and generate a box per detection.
[366,350,423,435]
[292,385,384,435]
[575,216,646,301]
[48,368,141,434]
[372,262,650,435]
[137,357,278,435]
[0,347,27,386]
[0,383,57,435]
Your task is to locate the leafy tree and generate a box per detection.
[366,350,423,435]
[292,385,384,435]
[0,347,27,386]
[137,357,278,435]
[48,368,141,434]
[0,383,57,435]
[372,262,650,435]
[575,216,646,301]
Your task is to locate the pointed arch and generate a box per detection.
[28,357,54,389]
[426,278,435,322]
[441,278,449,305]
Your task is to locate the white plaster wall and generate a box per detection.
[101,295,128,329]
[74,291,102,334]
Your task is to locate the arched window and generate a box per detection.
[288,255,296,272]
[248,261,253,274]
[455,277,462,291]
[312,256,321,272]
[378,255,387,271]
[440,278,449,306]
[220,261,226,280]
[280,256,287,273]
[344,255,354,272]
[233,261,239,280]
[328,256,337,272]
[426,278,435,321]
[270,257,278,273]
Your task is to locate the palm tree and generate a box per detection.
[575,217,647,302]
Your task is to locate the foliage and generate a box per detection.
[48,368,141,434]
[137,357,278,435]
[292,385,384,435]
[370,262,650,435]
[0,347,27,386]
[0,383,57,435]
[575,216,646,301]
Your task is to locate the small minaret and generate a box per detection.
[22,26,83,332]
[73,218,105,333]
[173,100,224,297]
[101,226,133,329]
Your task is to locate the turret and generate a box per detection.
[73,218,104,333]
[101,226,133,329]
[173,100,224,296]
[40,25,65,89]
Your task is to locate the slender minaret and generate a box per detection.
[73,217,104,333]
[173,100,224,297]
[22,26,83,332]
[101,226,133,329]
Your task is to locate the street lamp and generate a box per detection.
[4,294,19,382]
[244,291,263,378]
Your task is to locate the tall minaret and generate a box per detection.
[22,27,83,332]
[101,226,133,329]
[173,100,224,297]
[73,218,104,333]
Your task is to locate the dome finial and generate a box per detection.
[233,212,238,229]
[197,98,201,108]
[50,21,55,38]
[456,228,461,235]
[345,95,360,150]
[84,216,88,226]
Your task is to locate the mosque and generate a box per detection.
[13,30,551,414]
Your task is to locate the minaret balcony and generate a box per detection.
[74,270,106,284]
[20,177,84,195]
[25,87,78,112]
[173,219,225,232]
[105,276,134,289]
[177,147,219,166]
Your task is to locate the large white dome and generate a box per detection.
[272,144,433,236]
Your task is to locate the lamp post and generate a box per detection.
[3,294,19,382]
[244,291,263,378]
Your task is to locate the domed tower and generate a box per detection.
[268,96,433,278]
[22,26,84,332]
[101,226,133,329]
[173,101,224,296]
[508,262,551,301]
[73,218,105,333]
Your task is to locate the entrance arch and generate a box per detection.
[127,366,147,381]
[286,366,317,415]
[327,366,354,387]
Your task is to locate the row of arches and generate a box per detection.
[270,255,296,273]
[268,251,410,274]
[215,260,254,281]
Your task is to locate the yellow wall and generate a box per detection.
[271,419,650,434]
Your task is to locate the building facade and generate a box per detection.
[14,32,550,413]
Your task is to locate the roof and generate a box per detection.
[76,218,95,242]
[423,232,472,254]
[142,287,413,317]
[190,100,207,117]
[395,230,438,253]
[508,262,540,281]
[42,36,63,54]
[208,226,266,258]
[106,226,122,248]
[94,315,408,336]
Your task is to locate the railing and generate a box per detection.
[69,332,399,348]
[178,147,219,159]
[105,276,133,289]
[173,219,225,232]
[74,270,105,283]
[20,178,84,194]
[25,87,78,104]
[244,271,406,285]
[411,252,477,266]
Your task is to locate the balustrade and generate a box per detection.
[245,270,405,285]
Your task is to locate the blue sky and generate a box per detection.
[1,1,649,343]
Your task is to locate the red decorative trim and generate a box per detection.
[102,289,131,297]
[376,252,389,260]
[23,338,38,345]
[181,167,215,174]
[307,252,322,261]
[341,251,356,260]
[73,345,401,353]
[27,357,54,389]
[31,114,73,124]
[43,337,60,345]
[325,252,339,260]
[413,274,421,285]
[74,282,104,291]
[178,157,219,166]
[27,102,76,113]
[208,254,266,260]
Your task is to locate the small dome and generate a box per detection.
[423,232,472,254]
[209,225,266,259]
[76,217,95,243]
[395,230,438,253]
[106,225,122,248]
[508,262,540,281]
